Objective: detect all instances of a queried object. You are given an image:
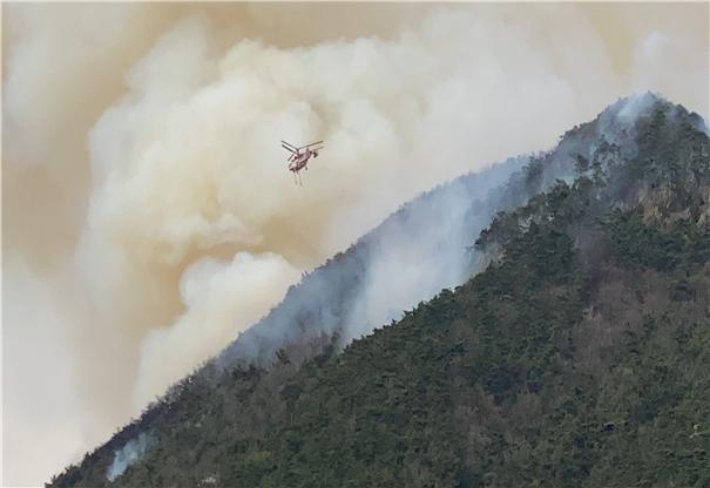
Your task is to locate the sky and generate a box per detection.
[2,2,708,486]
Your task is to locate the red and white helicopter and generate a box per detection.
[281,140,324,185]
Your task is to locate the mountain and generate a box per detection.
[49,94,710,487]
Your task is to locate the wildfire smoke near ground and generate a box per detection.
[2,3,708,486]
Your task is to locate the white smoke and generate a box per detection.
[79,5,602,411]
[617,92,659,125]
[132,252,300,411]
[3,3,708,486]
[343,176,488,342]
[106,433,152,482]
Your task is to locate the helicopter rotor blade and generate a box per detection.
[281,140,298,150]
[299,141,324,149]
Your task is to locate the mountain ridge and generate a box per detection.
[49,93,710,487]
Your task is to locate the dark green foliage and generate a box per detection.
[605,208,710,274]
[606,210,681,271]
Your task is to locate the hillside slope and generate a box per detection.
[50,94,710,487]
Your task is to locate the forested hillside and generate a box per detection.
[50,95,709,487]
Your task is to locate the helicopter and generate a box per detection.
[281,140,324,185]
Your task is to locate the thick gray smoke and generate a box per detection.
[3,3,708,486]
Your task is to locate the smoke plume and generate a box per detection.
[3,3,708,485]
[106,433,152,482]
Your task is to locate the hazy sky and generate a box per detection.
[3,2,708,486]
